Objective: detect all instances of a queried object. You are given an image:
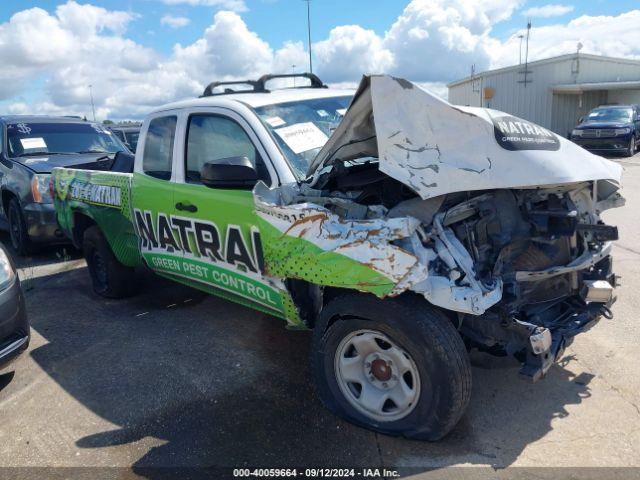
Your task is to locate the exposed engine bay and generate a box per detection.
[254,75,625,382]
[255,168,623,381]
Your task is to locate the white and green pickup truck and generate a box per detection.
[52,73,624,440]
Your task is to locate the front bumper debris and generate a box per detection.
[519,300,613,382]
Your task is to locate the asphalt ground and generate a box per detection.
[0,152,639,479]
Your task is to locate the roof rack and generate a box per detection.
[200,73,327,97]
[201,80,262,97]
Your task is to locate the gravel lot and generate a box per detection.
[0,153,639,478]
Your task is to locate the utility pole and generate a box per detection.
[88,84,96,122]
[292,64,296,86]
[518,34,524,65]
[523,20,531,87]
[517,21,532,87]
[303,0,312,73]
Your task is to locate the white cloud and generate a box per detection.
[315,25,393,82]
[273,41,309,74]
[315,0,524,83]
[173,11,274,81]
[160,0,247,13]
[1,1,640,120]
[490,10,640,68]
[523,4,574,18]
[161,15,190,28]
[56,1,135,36]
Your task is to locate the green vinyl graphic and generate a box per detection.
[53,168,141,267]
[142,252,284,313]
[131,173,297,322]
[54,169,401,329]
[256,219,397,298]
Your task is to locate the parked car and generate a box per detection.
[109,124,141,153]
[0,116,129,255]
[570,104,640,156]
[52,73,623,440]
[0,243,29,371]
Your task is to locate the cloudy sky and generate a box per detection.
[0,0,638,120]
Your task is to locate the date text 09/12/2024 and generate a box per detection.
[232,468,400,478]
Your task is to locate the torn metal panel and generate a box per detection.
[309,75,623,199]
[253,182,428,289]
[254,179,504,315]
[406,212,503,315]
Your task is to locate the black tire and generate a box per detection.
[83,225,136,298]
[625,135,636,157]
[7,198,36,256]
[311,293,471,441]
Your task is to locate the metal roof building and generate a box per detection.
[447,53,640,137]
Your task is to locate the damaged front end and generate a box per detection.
[415,183,622,381]
[255,75,625,382]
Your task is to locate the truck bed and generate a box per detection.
[52,167,141,267]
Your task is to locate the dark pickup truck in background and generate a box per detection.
[0,116,128,255]
[108,123,141,153]
[570,104,640,157]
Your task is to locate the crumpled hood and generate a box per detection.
[308,75,623,199]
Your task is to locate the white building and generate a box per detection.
[447,53,640,136]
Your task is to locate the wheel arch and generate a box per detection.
[71,210,97,249]
[312,290,458,334]
[285,279,362,330]
[1,188,18,217]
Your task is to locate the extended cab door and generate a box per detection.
[166,109,286,316]
[131,113,182,275]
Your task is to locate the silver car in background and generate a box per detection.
[0,243,29,370]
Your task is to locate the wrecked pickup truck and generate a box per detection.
[51,73,624,440]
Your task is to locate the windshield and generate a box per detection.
[585,107,633,123]
[7,122,127,157]
[255,95,353,177]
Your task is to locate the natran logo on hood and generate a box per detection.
[492,115,560,151]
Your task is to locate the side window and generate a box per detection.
[142,116,177,180]
[185,114,271,185]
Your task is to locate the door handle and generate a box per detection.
[175,202,198,213]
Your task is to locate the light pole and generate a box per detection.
[518,34,524,65]
[88,84,96,122]
[292,64,296,86]
[302,0,312,73]
[523,20,531,87]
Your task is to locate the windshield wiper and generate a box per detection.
[77,150,111,154]
[15,152,74,157]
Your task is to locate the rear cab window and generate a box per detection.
[142,116,177,180]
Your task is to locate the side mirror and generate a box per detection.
[578,116,584,124]
[200,156,258,189]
